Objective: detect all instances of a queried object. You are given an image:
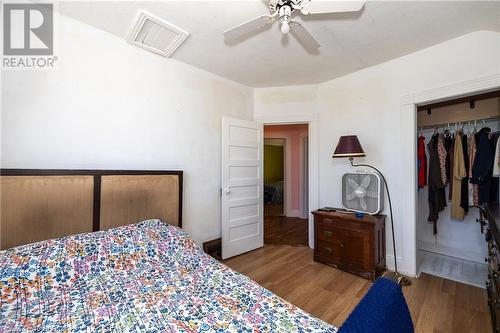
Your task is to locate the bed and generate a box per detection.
[0,169,413,333]
[0,219,337,332]
[264,181,284,205]
[0,169,337,332]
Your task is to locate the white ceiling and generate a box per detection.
[58,1,500,87]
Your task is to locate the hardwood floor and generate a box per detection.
[224,245,492,333]
[264,203,284,217]
[264,215,309,246]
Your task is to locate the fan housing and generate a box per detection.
[342,171,384,215]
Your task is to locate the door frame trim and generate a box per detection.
[255,114,319,248]
[400,74,500,276]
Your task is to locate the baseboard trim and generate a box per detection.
[386,254,416,277]
[286,209,300,217]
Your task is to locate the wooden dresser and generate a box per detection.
[484,204,500,333]
[312,209,386,281]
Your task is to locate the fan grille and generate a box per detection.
[341,172,384,214]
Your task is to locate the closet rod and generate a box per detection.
[418,116,500,131]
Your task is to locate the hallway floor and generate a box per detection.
[264,204,308,246]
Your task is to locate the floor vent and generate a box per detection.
[127,11,189,57]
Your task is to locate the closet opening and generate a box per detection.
[263,124,309,247]
[416,89,500,287]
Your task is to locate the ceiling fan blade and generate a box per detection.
[224,14,274,41]
[300,0,365,15]
[289,21,320,50]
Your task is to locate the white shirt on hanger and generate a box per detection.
[493,136,500,177]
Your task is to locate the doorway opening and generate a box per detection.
[263,124,309,246]
[415,91,500,287]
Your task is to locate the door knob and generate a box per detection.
[225,188,231,194]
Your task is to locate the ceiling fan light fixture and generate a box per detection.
[279,5,291,34]
[279,5,292,22]
[281,21,290,34]
[224,0,365,51]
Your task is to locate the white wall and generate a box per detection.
[1,13,253,245]
[254,31,500,275]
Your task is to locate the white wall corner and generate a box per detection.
[386,254,414,277]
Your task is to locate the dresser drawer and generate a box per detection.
[488,277,500,333]
[315,239,342,263]
[316,226,341,242]
[316,215,338,229]
[312,210,385,281]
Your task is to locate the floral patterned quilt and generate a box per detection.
[0,220,337,332]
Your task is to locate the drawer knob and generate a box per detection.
[323,218,333,224]
[340,243,344,247]
[324,231,333,237]
[324,246,332,254]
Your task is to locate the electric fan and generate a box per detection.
[342,171,384,215]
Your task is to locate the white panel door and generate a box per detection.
[221,117,263,259]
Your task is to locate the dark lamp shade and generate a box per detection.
[332,135,366,158]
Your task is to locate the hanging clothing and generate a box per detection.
[489,132,500,203]
[468,133,479,206]
[448,136,455,201]
[493,136,500,177]
[427,134,446,234]
[460,133,469,213]
[471,127,494,204]
[451,131,466,220]
[437,134,448,185]
[418,136,427,188]
[444,130,453,182]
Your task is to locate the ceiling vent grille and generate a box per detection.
[127,11,189,57]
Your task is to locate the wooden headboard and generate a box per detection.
[0,169,183,250]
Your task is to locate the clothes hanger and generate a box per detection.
[443,123,450,137]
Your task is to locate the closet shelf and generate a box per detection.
[418,116,500,131]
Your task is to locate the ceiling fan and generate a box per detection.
[224,0,365,51]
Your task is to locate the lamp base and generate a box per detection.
[383,271,412,287]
